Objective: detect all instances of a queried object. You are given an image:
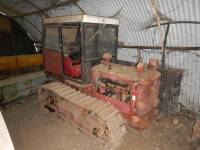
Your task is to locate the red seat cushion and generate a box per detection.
[64,56,81,78]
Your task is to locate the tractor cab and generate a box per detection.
[43,15,119,84]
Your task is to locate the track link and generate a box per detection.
[38,81,126,145]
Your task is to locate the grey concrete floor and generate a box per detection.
[1,95,193,150]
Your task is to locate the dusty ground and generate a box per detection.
[1,95,194,150]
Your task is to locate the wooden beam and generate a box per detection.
[150,0,165,68]
[146,21,200,29]
[13,0,79,18]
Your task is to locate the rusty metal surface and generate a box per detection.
[92,63,161,84]
[38,81,126,146]
[91,62,161,129]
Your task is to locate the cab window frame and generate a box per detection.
[44,25,61,51]
[61,24,81,56]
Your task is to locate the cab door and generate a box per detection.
[43,25,63,75]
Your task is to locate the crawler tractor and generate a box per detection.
[38,15,161,144]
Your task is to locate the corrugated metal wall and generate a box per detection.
[118,48,200,113]
[1,0,200,113]
[2,0,200,47]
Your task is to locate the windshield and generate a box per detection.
[83,23,117,61]
[62,26,80,55]
[44,26,60,50]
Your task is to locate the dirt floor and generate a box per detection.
[0,95,195,150]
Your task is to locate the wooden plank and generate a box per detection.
[67,93,83,102]
[78,97,94,106]
[93,103,111,114]
[103,108,119,121]
[81,98,96,107]
[54,86,71,94]
[53,102,107,144]
[50,84,66,90]
[70,93,86,100]
[99,107,118,120]
[45,82,62,89]
[72,94,88,102]
[59,90,76,99]
[45,81,60,86]
[106,114,124,131]
[87,100,103,111]
[61,91,78,99]
[59,89,75,96]
[75,96,90,106]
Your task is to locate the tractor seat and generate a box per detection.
[64,56,81,78]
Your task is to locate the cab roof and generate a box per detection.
[43,15,119,25]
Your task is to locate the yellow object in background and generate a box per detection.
[0,56,16,70]
[0,54,43,71]
[16,54,43,69]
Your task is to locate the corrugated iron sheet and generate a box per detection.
[1,0,199,47]
[1,0,200,113]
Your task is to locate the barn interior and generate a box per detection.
[0,0,200,150]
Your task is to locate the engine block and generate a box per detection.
[91,62,161,129]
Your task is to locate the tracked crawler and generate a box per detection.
[38,81,126,144]
[39,15,161,147]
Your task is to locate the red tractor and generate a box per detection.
[38,15,161,144]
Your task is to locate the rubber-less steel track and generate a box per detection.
[38,81,126,144]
